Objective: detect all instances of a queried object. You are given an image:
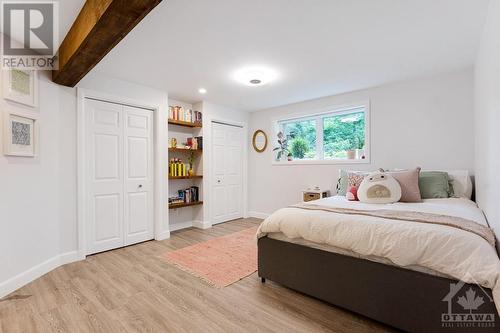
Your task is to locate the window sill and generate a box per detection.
[272,158,370,166]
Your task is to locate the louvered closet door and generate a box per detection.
[86,99,154,255]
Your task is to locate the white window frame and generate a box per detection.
[272,101,370,165]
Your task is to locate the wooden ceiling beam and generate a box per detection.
[52,0,162,87]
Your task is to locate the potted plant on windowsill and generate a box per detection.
[355,136,365,160]
[273,131,289,161]
[346,138,356,159]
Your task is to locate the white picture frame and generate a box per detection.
[2,69,38,108]
[3,110,38,157]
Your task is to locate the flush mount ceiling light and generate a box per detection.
[198,88,207,94]
[233,66,278,86]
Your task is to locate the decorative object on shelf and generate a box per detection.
[3,111,38,157]
[273,131,289,161]
[169,158,190,177]
[287,153,293,161]
[302,187,330,202]
[2,69,38,107]
[170,137,177,148]
[252,129,268,153]
[188,151,195,176]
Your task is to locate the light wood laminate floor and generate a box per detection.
[0,218,397,333]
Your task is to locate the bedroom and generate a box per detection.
[0,0,499,332]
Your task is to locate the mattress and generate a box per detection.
[267,232,452,279]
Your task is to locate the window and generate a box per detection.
[276,104,369,163]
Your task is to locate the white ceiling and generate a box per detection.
[89,0,489,111]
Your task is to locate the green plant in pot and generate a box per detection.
[273,131,289,161]
[355,136,365,159]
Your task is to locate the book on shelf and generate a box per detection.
[168,105,202,124]
[185,136,203,150]
[168,186,200,204]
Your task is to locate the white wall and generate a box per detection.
[474,0,500,239]
[0,72,65,288]
[248,69,475,216]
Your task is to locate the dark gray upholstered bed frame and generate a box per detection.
[258,236,499,333]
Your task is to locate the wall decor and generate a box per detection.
[3,111,38,157]
[2,69,38,107]
[252,129,268,152]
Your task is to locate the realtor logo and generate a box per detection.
[1,1,59,69]
[441,275,496,329]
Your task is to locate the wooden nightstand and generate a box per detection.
[302,188,330,202]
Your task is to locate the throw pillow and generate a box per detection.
[387,167,422,202]
[419,171,452,198]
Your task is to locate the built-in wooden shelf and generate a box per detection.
[168,119,202,128]
[169,147,202,153]
[168,201,203,209]
[169,175,203,180]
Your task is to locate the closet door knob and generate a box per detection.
[138,184,143,188]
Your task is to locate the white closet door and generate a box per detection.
[86,99,154,255]
[86,99,125,254]
[123,106,154,245]
[212,122,243,224]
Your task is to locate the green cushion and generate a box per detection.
[419,171,453,199]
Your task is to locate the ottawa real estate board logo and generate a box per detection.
[441,275,496,329]
[1,1,59,69]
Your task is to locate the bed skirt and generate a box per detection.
[258,236,499,333]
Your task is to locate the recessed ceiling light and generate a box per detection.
[233,66,278,86]
[198,88,207,94]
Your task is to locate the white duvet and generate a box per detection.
[257,196,500,314]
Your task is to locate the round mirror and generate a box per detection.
[252,130,268,153]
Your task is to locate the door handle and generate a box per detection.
[138,184,143,188]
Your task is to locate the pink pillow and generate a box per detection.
[387,167,422,202]
[346,185,359,201]
[346,172,365,201]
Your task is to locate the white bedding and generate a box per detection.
[257,196,500,313]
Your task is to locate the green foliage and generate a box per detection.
[323,112,365,158]
[283,119,316,159]
[279,111,365,160]
[290,137,310,159]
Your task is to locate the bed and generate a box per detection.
[257,196,500,333]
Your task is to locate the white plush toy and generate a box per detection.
[358,171,401,204]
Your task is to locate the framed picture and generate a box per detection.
[2,69,38,107]
[3,111,38,157]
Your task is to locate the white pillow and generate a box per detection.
[443,170,473,199]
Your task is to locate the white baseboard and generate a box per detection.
[193,220,212,229]
[156,230,171,241]
[248,211,270,219]
[0,250,80,299]
[169,221,193,232]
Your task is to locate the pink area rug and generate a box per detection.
[159,226,259,288]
